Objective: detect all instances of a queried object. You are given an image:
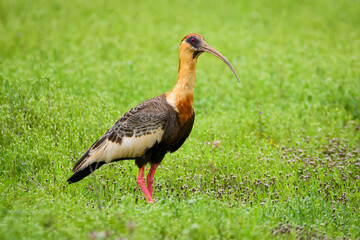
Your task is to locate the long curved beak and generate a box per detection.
[199,43,240,82]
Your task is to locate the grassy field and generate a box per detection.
[1,0,360,239]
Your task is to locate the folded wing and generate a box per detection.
[71,98,168,173]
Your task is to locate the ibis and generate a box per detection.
[67,33,239,202]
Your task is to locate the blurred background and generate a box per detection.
[0,0,359,238]
[1,0,359,141]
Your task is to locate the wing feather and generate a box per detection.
[72,97,168,172]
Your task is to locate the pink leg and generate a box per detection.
[136,166,152,202]
[147,163,159,197]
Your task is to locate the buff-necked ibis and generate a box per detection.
[67,33,239,202]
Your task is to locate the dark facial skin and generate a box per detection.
[186,36,202,49]
[186,36,203,58]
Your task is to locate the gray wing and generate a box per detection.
[72,97,168,172]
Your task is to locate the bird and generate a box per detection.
[67,33,239,202]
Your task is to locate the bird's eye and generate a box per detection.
[190,37,196,43]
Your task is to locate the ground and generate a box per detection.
[0,0,359,239]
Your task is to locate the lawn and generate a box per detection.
[0,0,359,239]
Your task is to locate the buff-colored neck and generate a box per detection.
[165,44,199,124]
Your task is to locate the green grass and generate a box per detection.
[1,0,360,239]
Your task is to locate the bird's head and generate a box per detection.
[180,33,240,82]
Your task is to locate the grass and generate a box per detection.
[1,0,360,239]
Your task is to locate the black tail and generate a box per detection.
[67,161,106,184]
